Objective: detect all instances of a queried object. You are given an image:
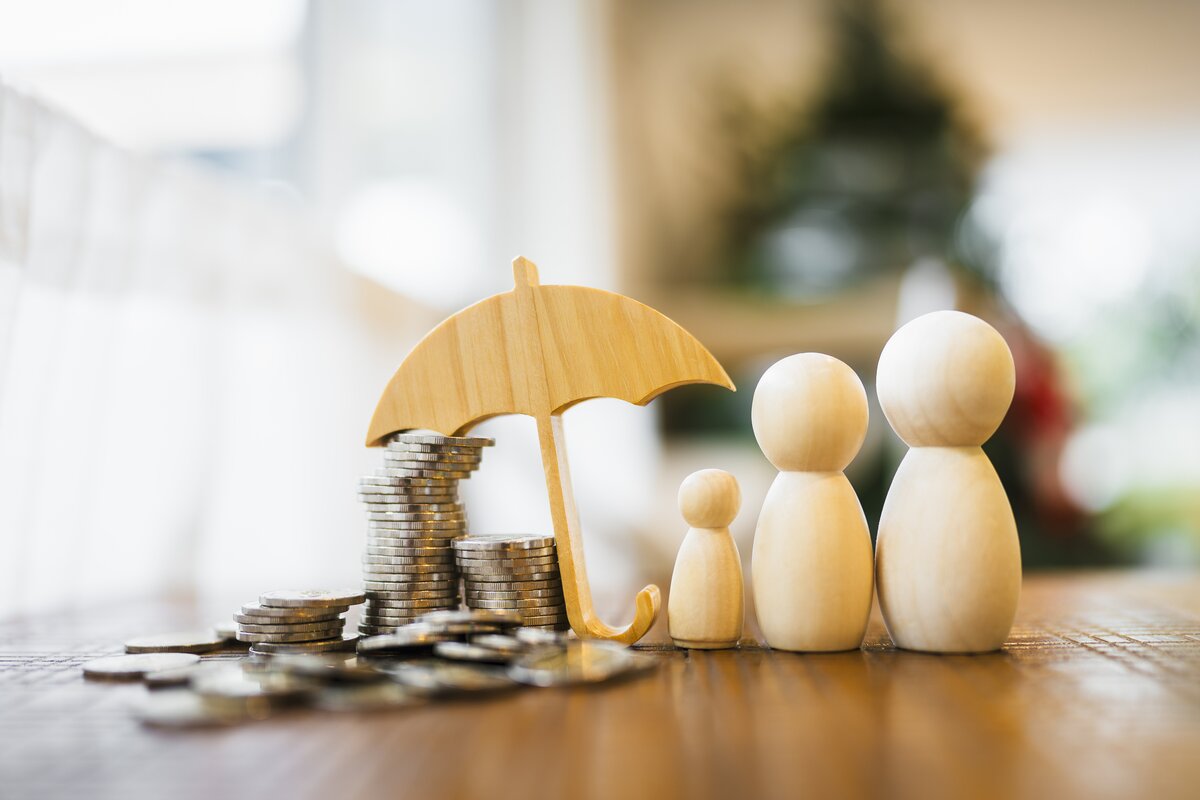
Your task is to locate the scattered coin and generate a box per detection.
[248,634,360,655]
[124,632,227,655]
[434,641,514,665]
[260,589,366,608]
[134,689,245,728]
[417,609,523,627]
[514,627,570,646]
[470,634,528,656]
[143,660,236,689]
[358,625,453,656]
[507,641,657,687]
[386,660,518,694]
[310,682,426,713]
[83,653,201,681]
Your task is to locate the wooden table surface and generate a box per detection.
[2,571,1199,800]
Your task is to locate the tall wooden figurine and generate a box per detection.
[668,469,744,649]
[875,310,1022,653]
[750,354,874,651]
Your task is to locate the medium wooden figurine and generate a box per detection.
[668,469,744,649]
[365,257,734,645]
[875,310,1021,653]
[750,354,875,652]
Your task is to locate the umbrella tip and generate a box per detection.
[512,256,540,288]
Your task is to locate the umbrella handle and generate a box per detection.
[537,413,662,645]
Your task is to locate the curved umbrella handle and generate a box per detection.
[581,585,662,645]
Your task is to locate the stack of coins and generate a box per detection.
[453,534,569,630]
[358,432,494,635]
[234,589,364,655]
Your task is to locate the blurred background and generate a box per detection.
[1,0,1198,629]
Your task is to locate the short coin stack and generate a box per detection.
[359,432,495,634]
[234,589,364,655]
[453,534,569,630]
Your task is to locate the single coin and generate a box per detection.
[234,611,342,626]
[470,634,528,656]
[462,580,563,593]
[461,571,561,584]
[144,660,236,689]
[358,625,453,656]
[434,641,514,665]
[249,634,360,655]
[375,467,472,479]
[366,545,456,557]
[134,689,245,728]
[365,588,460,601]
[382,450,482,463]
[465,588,565,601]
[507,641,657,687]
[454,546,556,560]
[355,496,464,510]
[367,596,460,609]
[385,660,517,694]
[456,555,559,570]
[468,598,567,611]
[240,602,348,619]
[83,652,200,681]
[417,609,523,627]
[362,570,458,583]
[363,555,455,567]
[236,620,346,634]
[311,682,426,712]
[192,665,314,705]
[260,589,365,608]
[388,433,494,447]
[363,580,459,592]
[236,627,343,644]
[420,620,506,637]
[366,515,463,526]
[365,613,456,628]
[385,440,488,453]
[124,632,227,655]
[360,474,458,488]
[361,561,457,574]
[517,615,571,627]
[453,534,556,551]
[358,624,402,636]
[263,654,385,684]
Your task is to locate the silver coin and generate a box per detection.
[355,496,465,509]
[366,532,462,544]
[465,588,565,600]
[358,624,453,655]
[365,588,460,600]
[453,534,556,551]
[453,546,556,560]
[83,652,200,681]
[260,589,365,608]
[458,573,561,585]
[236,620,346,634]
[363,509,464,521]
[420,620,506,637]
[360,474,460,487]
[515,627,570,646]
[192,664,314,706]
[358,624,401,636]
[362,555,455,567]
[124,632,227,655]
[461,579,563,592]
[385,441,488,453]
[378,460,479,474]
[365,604,457,618]
[470,634,528,656]
[310,682,426,712]
[367,596,460,609]
[456,555,559,570]
[361,561,457,574]
[134,689,245,728]
[366,515,464,527]
[240,602,348,619]
[434,641,514,665]
[507,640,657,687]
[516,614,571,627]
[249,634,360,655]
[388,433,494,447]
[236,627,343,644]
[382,450,482,464]
[263,654,386,684]
[363,580,459,592]
[234,611,343,626]
[366,544,456,557]
[468,599,567,613]
[385,660,516,694]
[374,465,470,478]
[362,571,458,584]
[417,609,523,627]
[143,659,239,689]
[364,613,456,628]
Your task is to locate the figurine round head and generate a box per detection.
[751,353,868,472]
[876,310,1015,447]
[678,469,740,528]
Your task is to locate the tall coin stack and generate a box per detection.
[453,534,569,630]
[358,433,494,635]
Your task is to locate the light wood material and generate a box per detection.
[8,572,1200,800]
[365,257,734,644]
[875,310,1021,653]
[668,469,744,649]
[750,354,874,651]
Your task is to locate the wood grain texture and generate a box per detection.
[363,257,734,644]
[3,572,1199,800]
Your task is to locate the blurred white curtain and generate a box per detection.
[0,81,428,617]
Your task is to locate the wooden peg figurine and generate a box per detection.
[750,354,874,652]
[875,310,1021,653]
[668,469,744,649]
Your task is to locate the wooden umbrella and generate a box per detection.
[366,257,735,644]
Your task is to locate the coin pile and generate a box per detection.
[453,534,569,630]
[233,589,364,655]
[359,432,495,634]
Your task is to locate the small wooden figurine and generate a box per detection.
[875,310,1022,653]
[750,354,874,652]
[668,469,744,649]
[365,257,735,645]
